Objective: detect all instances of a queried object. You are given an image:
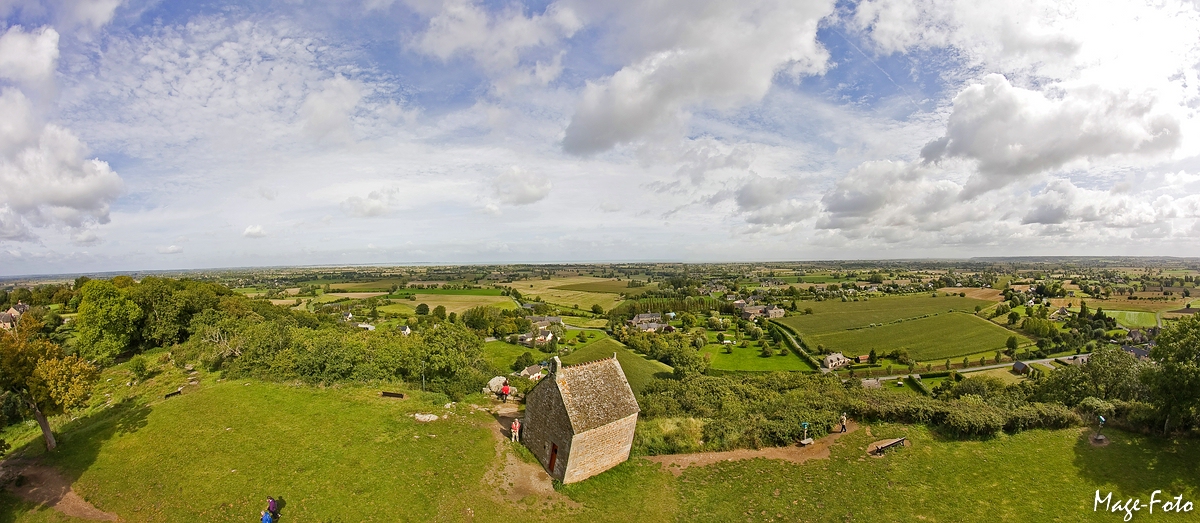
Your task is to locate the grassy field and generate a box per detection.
[963,367,1026,384]
[377,295,518,316]
[559,338,672,393]
[1103,310,1158,329]
[561,316,609,328]
[483,340,537,372]
[779,295,995,335]
[390,288,504,296]
[699,343,817,372]
[3,362,1199,522]
[805,313,1020,361]
[552,279,658,296]
[502,276,625,312]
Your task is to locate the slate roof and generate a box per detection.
[552,356,640,433]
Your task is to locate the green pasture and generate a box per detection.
[699,343,817,372]
[562,316,609,328]
[560,338,671,393]
[483,340,537,372]
[778,294,994,335]
[552,280,658,296]
[3,358,1199,523]
[806,312,1023,362]
[389,288,504,296]
[1101,310,1158,329]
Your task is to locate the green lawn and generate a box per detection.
[483,340,537,372]
[700,343,817,372]
[560,338,671,393]
[779,294,995,335]
[3,364,1199,523]
[1103,310,1158,329]
[561,316,609,328]
[807,312,1023,361]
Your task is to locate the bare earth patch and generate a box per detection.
[482,403,579,509]
[646,421,860,476]
[937,287,1002,301]
[2,460,118,521]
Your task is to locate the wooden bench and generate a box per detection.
[381,391,407,399]
[164,389,182,398]
[871,437,906,455]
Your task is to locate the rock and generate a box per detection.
[485,376,507,394]
[185,364,195,372]
[414,413,439,422]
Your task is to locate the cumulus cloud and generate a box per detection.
[0,89,123,238]
[0,25,59,87]
[342,188,399,217]
[492,167,551,205]
[561,0,836,154]
[243,224,267,238]
[413,0,581,91]
[70,228,100,245]
[157,245,182,254]
[921,75,1180,196]
[300,76,362,143]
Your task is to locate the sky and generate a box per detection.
[1,0,1200,275]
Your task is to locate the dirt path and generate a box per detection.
[646,421,860,476]
[480,403,578,509]
[2,460,118,521]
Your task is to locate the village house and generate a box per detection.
[519,364,545,380]
[854,354,870,364]
[527,316,563,325]
[1013,361,1030,374]
[398,325,412,336]
[1050,307,1071,320]
[0,313,13,330]
[522,356,640,484]
[5,302,28,320]
[357,323,375,331]
[627,313,661,325]
[518,328,555,347]
[1120,345,1151,361]
[823,352,851,369]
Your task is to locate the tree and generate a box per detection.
[0,320,99,450]
[1005,336,1019,355]
[407,323,483,390]
[74,280,143,365]
[1007,311,1020,325]
[512,351,536,372]
[1145,315,1200,433]
[591,304,604,315]
[415,303,430,316]
[716,332,725,343]
[868,349,877,364]
[432,305,447,320]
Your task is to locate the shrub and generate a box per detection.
[128,356,150,382]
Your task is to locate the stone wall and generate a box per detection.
[522,378,574,480]
[561,412,637,484]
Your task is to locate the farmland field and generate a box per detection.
[562,316,610,328]
[779,294,995,335]
[560,338,672,393]
[795,312,1021,361]
[377,294,517,315]
[502,276,626,311]
[553,279,658,296]
[699,343,817,372]
[1102,310,1158,328]
[390,288,504,296]
[483,340,537,371]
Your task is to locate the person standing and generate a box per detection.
[511,419,521,442]
[840,413,848,433]
[500,382,511,403]
[267,497,278,519]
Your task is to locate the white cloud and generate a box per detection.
[921,74,1180,196]
[157,244,182,254]
[58,0,123,31]
[413,0,581,91]
[70,228,100,245]
[561,0,836,154]
[492,166,551,205]
[243,225,267,238]
[342,188,399,217]
[0,88,123,237]
[300,76,363,143]
[0,25,59,87]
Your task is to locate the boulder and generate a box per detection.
[414,413,439,422]
[484,376,507,394]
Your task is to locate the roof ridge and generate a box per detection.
[562,354,618,369]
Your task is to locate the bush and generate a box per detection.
[128,356,150,382]
[1004,403,1081,432]
[941,398,1005,437]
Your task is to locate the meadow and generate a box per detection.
[502,276,626,312]
[778,294,996,335]
[552,279,658,296]
[1100,310,1158,329]
[806,312,1019,361]
[699,343,817,372]
[377,295,518,315]
[559,338,672,393]
[4,370,1197,523]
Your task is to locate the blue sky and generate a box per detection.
[0,0,1199,275]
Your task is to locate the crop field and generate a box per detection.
[963,367,1026,384]
[390,288,504,296]
[377,294,517,316]
[552,279,658,296]
[779,295,995,335]
[936,287,1003,301]
[802,313,1021,362]
[699,343,817,372]
[560,338,672,393]
[503,276,626,311]
[1050,297,1186,313]
[1101,310,1158,328]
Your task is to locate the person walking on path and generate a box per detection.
[840,413,848,433]
[500,382,511,403]
[511,419,521,442]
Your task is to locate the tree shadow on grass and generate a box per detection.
[1071,428,1200,496]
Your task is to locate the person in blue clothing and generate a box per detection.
[261,510,273,523]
